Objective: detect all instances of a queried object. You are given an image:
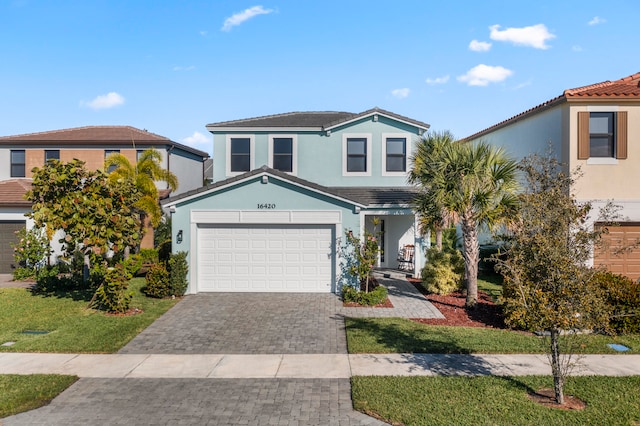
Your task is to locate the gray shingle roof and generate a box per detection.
[162,166,417,208]
[206,107,429,132]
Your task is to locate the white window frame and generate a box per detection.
[268,134,297,175]
[226,135,255,177]
[342,133,372,176]
[381,133,409,176]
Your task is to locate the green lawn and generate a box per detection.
[346,317,640,354]
[352,375,640,426]
[0,278,178,353]
[0,374,78,418]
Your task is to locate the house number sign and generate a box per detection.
[257,203,276,209]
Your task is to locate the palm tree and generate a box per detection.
[105,149,178,227]
[409,131,458,251]
[411,134,520,307]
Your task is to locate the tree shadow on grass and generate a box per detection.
[346,317,474,354]
[29,276,95,302]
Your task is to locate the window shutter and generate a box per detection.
[577,111,590,160]
[616,111,628,159]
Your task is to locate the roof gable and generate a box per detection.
[0,179,32,207]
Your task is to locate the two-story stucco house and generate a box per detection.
[465,72,640,280]
[162,108,430,294]
[0,126,210,273]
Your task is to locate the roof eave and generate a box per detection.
[206,126,323,133]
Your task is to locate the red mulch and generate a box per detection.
[407,278,505,329]
[104,307,144,317]
[527,388,587,410]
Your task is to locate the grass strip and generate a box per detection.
[352,375,640,426]
[0,278,178,353]
[346,317,640,354]
[0,374,78,418]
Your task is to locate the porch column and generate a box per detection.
[413,215,429,277]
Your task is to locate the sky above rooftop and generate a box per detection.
[1,1,638,156]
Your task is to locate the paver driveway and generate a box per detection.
[5,292,385,425]
[119,293,348,354]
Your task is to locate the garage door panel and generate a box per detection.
[197,224,333,292]
[0,221,25,274]
[596,225,640,280]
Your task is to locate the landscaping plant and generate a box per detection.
[11,227,51,280]
[342,219,382,293]
[496,151,617,405]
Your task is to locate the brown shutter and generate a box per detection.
[577,111,590,160]
[616,111,628,159]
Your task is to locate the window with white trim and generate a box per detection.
[269,136,297,174]
[226,135,254,176]
[342,133,372,176]
[384,136,407,173]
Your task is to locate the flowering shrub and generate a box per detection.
[11,227,51,280]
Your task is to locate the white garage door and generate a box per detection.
[197,224,334,292]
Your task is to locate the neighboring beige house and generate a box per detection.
[465,72,640,280]
[0,126,210,273]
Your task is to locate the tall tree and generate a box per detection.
[409,131,457,251]
[496,152,614,405]
[105,149,178,227]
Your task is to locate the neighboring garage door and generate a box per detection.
[0,221,25,274]
[595,224,640,281]
[197,224,334,292]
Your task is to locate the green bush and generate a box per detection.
[144,263,171,298]
[168,251,189,296]
[94,264,133,313]
[421,247,464,295]
[592,271,640,334]
[137,248,159,264]
[158,240,172,265]
[342,284,388,306]
[11,227,51,280]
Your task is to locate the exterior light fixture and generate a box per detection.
[177,230,183,244]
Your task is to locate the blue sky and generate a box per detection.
[1,1,639,156]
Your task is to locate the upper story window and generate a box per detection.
[589,112,615,157]
[578,111,627,162]
[269,136,296,174]
[45,150,60,162]
[105,149,120,173]
[342,134,371,176]
[226,135,254,176]
[10,150,25,177]
[384,136,407,173]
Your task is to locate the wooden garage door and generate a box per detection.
[197,224,333,292]
[595,224,640,280]
[0,221,25,274]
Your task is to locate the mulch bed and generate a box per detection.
[407,278,504,329]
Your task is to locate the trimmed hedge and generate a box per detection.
[342,283,388,306]
[592,271,640,334]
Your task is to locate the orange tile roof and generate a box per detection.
[0,179,32,207]
[0,126,170,142]
[464,72,640,141]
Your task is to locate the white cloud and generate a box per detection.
[572,45,583,52]
[391,88,410,99]
[469,40,491,52]
[221,6,274,32]
[82,92,125,110]
[489,24,555,49]
[182,131,210,149]
[199,30,208,36]
[457,64,513,86]
[425,75,450,85]
[173,65,196,71]
[588,16,606,26]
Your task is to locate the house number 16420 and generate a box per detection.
[257,203,276,209]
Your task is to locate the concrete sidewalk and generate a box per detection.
[2,352,639,378]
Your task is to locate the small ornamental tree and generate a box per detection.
[496,152,615,405]
[343,219,382,293]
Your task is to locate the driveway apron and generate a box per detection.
[4,292,387,425]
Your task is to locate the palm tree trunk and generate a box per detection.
[435,227,443,251]
[550,328,565,405]
[461,216,479,308]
